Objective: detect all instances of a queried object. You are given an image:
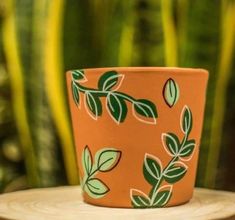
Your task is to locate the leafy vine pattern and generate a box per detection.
[71,70,158,124]
[130,105,196,208]
[81,145,122,198]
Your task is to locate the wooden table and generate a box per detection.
[0,186,235,220]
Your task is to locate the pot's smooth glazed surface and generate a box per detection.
[66,67,208,208]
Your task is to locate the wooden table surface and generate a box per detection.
[0,186,235,220]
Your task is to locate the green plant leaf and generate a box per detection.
[162,133,180,156]
[106,93,127,123]
[82,146,93,176]
[179,140,196,158]
[72,69,87,81]
[133,99,158,124]
[130,189,150,208]
[85,92,102,119]
[163,78,180,107]
[152,185,172,207]
[96,149,122,172]
[143,154,162,185]
[181,106,193,134]
[163,161,187,183]
[86,178,109,198]
[71,81,80,106]
[98,71,124,91]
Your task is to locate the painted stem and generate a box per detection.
[73,81,137,103]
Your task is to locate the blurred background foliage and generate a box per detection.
[0,0,235,193]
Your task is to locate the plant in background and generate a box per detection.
[71,70,158,124]
[130,105,196,208]
[81,145,121,198]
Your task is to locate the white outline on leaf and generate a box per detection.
[144,153,163,180]
[72,70,88,83]
[180,143,197,161]
[84,92,99,120]
[102,74,125,91]
[161,133,179,156]
[130,189,150,207]
[106,93,123,125]
[180,105,192,134]
[152,185,173,206]
[132,103,157,125]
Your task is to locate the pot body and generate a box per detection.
[66,67,208,208]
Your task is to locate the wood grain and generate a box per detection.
[0,187,235,220]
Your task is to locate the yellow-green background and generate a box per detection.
[0,0,235,192]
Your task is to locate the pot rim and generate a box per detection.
[67,66,208,76]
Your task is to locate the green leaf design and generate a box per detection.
[179,140,196,158]
[72,69,87,81]
[82,146,93,175]
[162,133,180,156]
[106,93,127,123]
[86,178,110,197]
[96,149,122,172]
[152,186,172,207]
[163,78,180,107]
[98,71,124,91]
[85,92,102,119]
[71,69,158,124]
[130,189,150,208]
[163,162,187,183]
[71,81,80,106]
[143,154,162,185]
[130,105,195,208]
[181,106,193,134]
[133,99,158,124]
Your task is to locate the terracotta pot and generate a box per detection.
[66,67,208,208]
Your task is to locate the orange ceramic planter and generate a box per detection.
[66,67,208,208]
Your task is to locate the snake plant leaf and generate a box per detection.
[162,133,180,156]
[163,161,187,184]
[130,189,151,208]
[163,78,180,107]
[85,92,102,119]
[96,149,122,172]
[152,185,172,207]
[143,154,162,185]
[106,93,127,123]
[82,146,93,175]
[98,71,124,91]
[71,81,80,106]
[86,178,110,198]
[72,70,87,82]
[133,99,158,124]
[181,105,193,134]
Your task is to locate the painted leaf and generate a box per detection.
[106,93,127,123]
[85,92,102,119]
[96,149,121,172]
[98,71,124,91]
[72,69,87,82]
[181,106,193,134]
[152,185,172,207]
[130,189,150,208]
[162,133,180,156]
[163,161,187,183]
[179,140,196,157]
[82,146,93,175]
[143,154,162,185]
[86,178,109,197]
[163,78,180,107]
[71,81,80,106]
[133,99,158,124]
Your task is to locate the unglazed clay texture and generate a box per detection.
[67,67,208,208]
